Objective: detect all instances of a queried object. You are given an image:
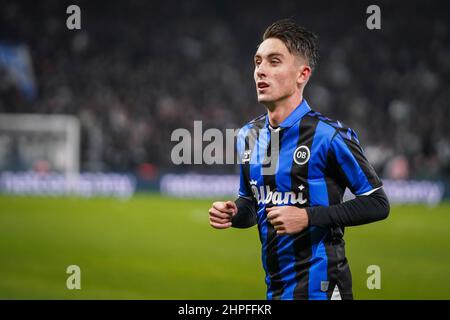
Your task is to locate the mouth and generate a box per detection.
[257,82,270,90]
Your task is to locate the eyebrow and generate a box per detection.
[254,53,285,60]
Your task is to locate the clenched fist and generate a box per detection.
[266,206,309,235]
[209,201,238,229]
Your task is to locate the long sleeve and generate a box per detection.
[306,187,390,228]
[231,196,257,228]
[232,125,258,229]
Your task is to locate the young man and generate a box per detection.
[208,19,389,300]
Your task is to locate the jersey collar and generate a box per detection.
[265,99,311,129]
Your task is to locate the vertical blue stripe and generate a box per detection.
[249,127,272,299]
[308,227,328,300]
[331,133,372,195]
[307,121,335,300]
[274,122,300,300]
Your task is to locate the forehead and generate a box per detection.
[255,38,291,57]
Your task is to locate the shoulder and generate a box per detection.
[236,113,265,154]
[239,113,266,135]
[304,110,360,143]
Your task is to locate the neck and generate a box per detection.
[265,91,303,127]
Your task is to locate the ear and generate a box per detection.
[297,65,312,86]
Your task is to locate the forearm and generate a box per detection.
[306,188,390,228]
[231,196,257,228]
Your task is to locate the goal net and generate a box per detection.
[0,113,80,174]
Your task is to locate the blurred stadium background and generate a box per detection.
[0,0,449,299]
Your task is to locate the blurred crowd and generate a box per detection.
[0,0,449,179]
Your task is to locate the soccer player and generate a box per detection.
[208,19,389,300]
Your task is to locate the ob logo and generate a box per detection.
[242,150,251,163]
[293,145,310,165]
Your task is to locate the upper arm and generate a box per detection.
[329,128,382,196]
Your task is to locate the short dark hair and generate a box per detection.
[263,18,319,71]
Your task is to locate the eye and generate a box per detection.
[255,59,261,66]
[271,59,280,65]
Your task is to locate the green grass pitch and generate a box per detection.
[0,194,449,299]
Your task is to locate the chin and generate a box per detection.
[257,95,273,104]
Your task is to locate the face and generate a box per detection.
[254,38,307,106]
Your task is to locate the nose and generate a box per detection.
[255,62,267,79]
[256,69,266,79]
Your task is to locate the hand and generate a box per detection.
[209,201,238,229]
[266,206,309,235]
